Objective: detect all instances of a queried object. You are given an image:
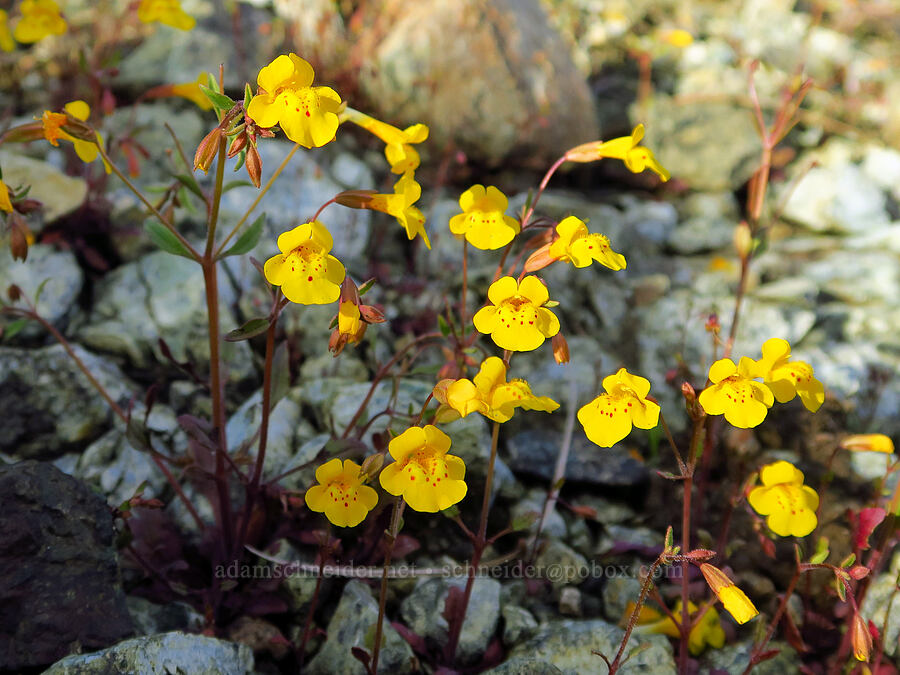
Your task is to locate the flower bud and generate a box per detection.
[524,243,558,274]
[339,277,360,305]
[851,612,872,662]
[360,304,385,324]
[7,284,22,301]
[704,313,720,334]
[734,221,753,260]
[552,333,569,364]
[8,213,31,261]
[61,116,98,143]
[840,434,894,454]
[245,143,262,188]
[194,127,223,173]
[14,198,42,215]
[227,132,248,158]
[334,189,377,209]
[360,453,385,479]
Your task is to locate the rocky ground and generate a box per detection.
[1,0,900,673]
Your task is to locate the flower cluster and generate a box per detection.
[698,338,824,428]
[433,357,559,423]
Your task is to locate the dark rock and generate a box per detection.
[0,461,133,670]
[505,428,649,486]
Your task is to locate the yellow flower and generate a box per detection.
[548,215,626,270]
[448,185,520,250]
[40,102,111,173]
[0,179,13,212]
[434,356,559,423]
[657,28,694,48]
[698,357,774,428]
[379,425,467,513]
[748,460,819,537]
[338,300,362,337]
[247,53,342,149]
[473,276,559,352]
[699,563,758,625]
[264,221,346,305]
[137,0,195,31]
[0,10,15,51]
[344,108,429,174]
[637,601,725,655]
[755,338,824,413]
[840,434,894,454]
[12,0,66,43]
[305,458,378,527]
[170,74,214,110]
[577,368,660,448]
[369,171,430,249]
[566,124,670,181]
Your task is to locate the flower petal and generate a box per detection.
[258,54,295,93]
[487,276,518,305]
[518,275,549,306]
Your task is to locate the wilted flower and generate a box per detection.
[565,124,670,181]
[840,434,894,455]
[343,108,428,174]
[699,563,759,625]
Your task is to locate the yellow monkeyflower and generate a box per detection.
[577,368,660,448]
[449,185,520,250]
[0,180,13,212]
[344,108,428,174]
[635,601,725,655]
[566,124,670,182]
[434,356,559,423]
[748,460,819,537]
[699,563,758,625]
[473,275,560,352]
[264,221,346,305]
[379,425,467,513]
[548,215,626,271]
[698,357,774,428]
[13,0,66,43]
[840,434,894,454]
[369,171,430,249]
[41,102,111,173]
[247,53,341,149]
[137,0,195,30]
[305,458,378,527]
[755,338,824,413]
[0,10,15,51]
[146,73,214,111]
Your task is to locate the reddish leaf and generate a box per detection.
[350,646,371,668]
[569,504,599,519]
[391,621,428,655]
[848,565,871,580]
[782,608,809,653]
[854,507,886,551]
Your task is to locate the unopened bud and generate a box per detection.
[1,122,46,144]
[194,127,223,173]
[14,199,42,215]
[245,144,262,189]
[227,132,248,159]
[8,214,31,262]
[704,313,720,334]
[7,284,22,301]
[524,243,559,274]
[552,333,569,364]
[61,116,98,143]
[339,277,360,305]
[851,612,872,662]
[682,381,703,421]
[360,453,385,479]
[734,221,753,260]
[328,328,348,357]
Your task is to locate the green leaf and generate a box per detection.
[173,173,204,200]
[200,85,236,114]
[219,213,265,259]
[835,575,847,602]
[33,277,51,306]
[438,314,451,337]
[125,418,152,452]
[511,510,538,532]
[232,148,247,172]
[809,536,829,564]
[205,72,220,93]
[223,180,254,193]
[664,526,674,550]
[358,277,376,296]
[3,318,29,340]
[841,553,856,568]
[224,317,270,342]
[144,222,196,260]
[244,83,253,109]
